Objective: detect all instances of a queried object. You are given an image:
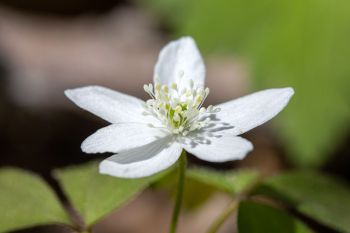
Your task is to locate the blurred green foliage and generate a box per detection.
[156,167,259,211]
[144,0,350,167]
[256,171,350,233]
[187,167,259,195]
[182,178,215,210]
[0,168,70,232]
[54,161,171,227]
[0,162,173,232]
[184,168,259,211]
[1,164,350,232]
[238,201,313,233]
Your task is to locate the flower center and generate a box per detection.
[143,80,220,136]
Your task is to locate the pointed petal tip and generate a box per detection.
[64,86,92,100]
[279,87,295,103]
[170,35,195,44]
[64,85,103,95]
[64,89,73,98]
[81,135,103,154]
[64,87,86,103]
[178,36,195,43]
[230,139,254,161]
[81,138,104,154]
[80,140,92,154]
[240,140,254,160]
[271,87,295,97]
[283,87,295,97]
[247,140,254,151]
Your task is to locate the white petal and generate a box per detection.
[99,137,182,178]
[214,88,294,135]
[181,134,253,162]
[65,86,159,125]
[154,37,205,89]
[82,123,170,154]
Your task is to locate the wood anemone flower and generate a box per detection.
[65,37,294,178]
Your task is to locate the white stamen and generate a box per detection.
[189,79,194,89]
[143,81,219,136]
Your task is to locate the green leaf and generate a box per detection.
[182,178,215,210]
[186,167,260,196]
[144,0,350,167]
[255,171,350,233]
[0,168,71,232]
[54,161,172,227]
[238,201,313,233]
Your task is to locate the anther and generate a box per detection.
[162,85,169,93]
[171,83,178,90]
[195,95,203,103]
[175,105,182,113]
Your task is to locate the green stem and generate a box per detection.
[169,150,187,233]
[206,199,239,233]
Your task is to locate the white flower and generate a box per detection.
[65,37,294,178]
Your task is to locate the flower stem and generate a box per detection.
[206,199,239,233]
[169,150,187,233]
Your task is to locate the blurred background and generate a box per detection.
[0,0,349,232]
